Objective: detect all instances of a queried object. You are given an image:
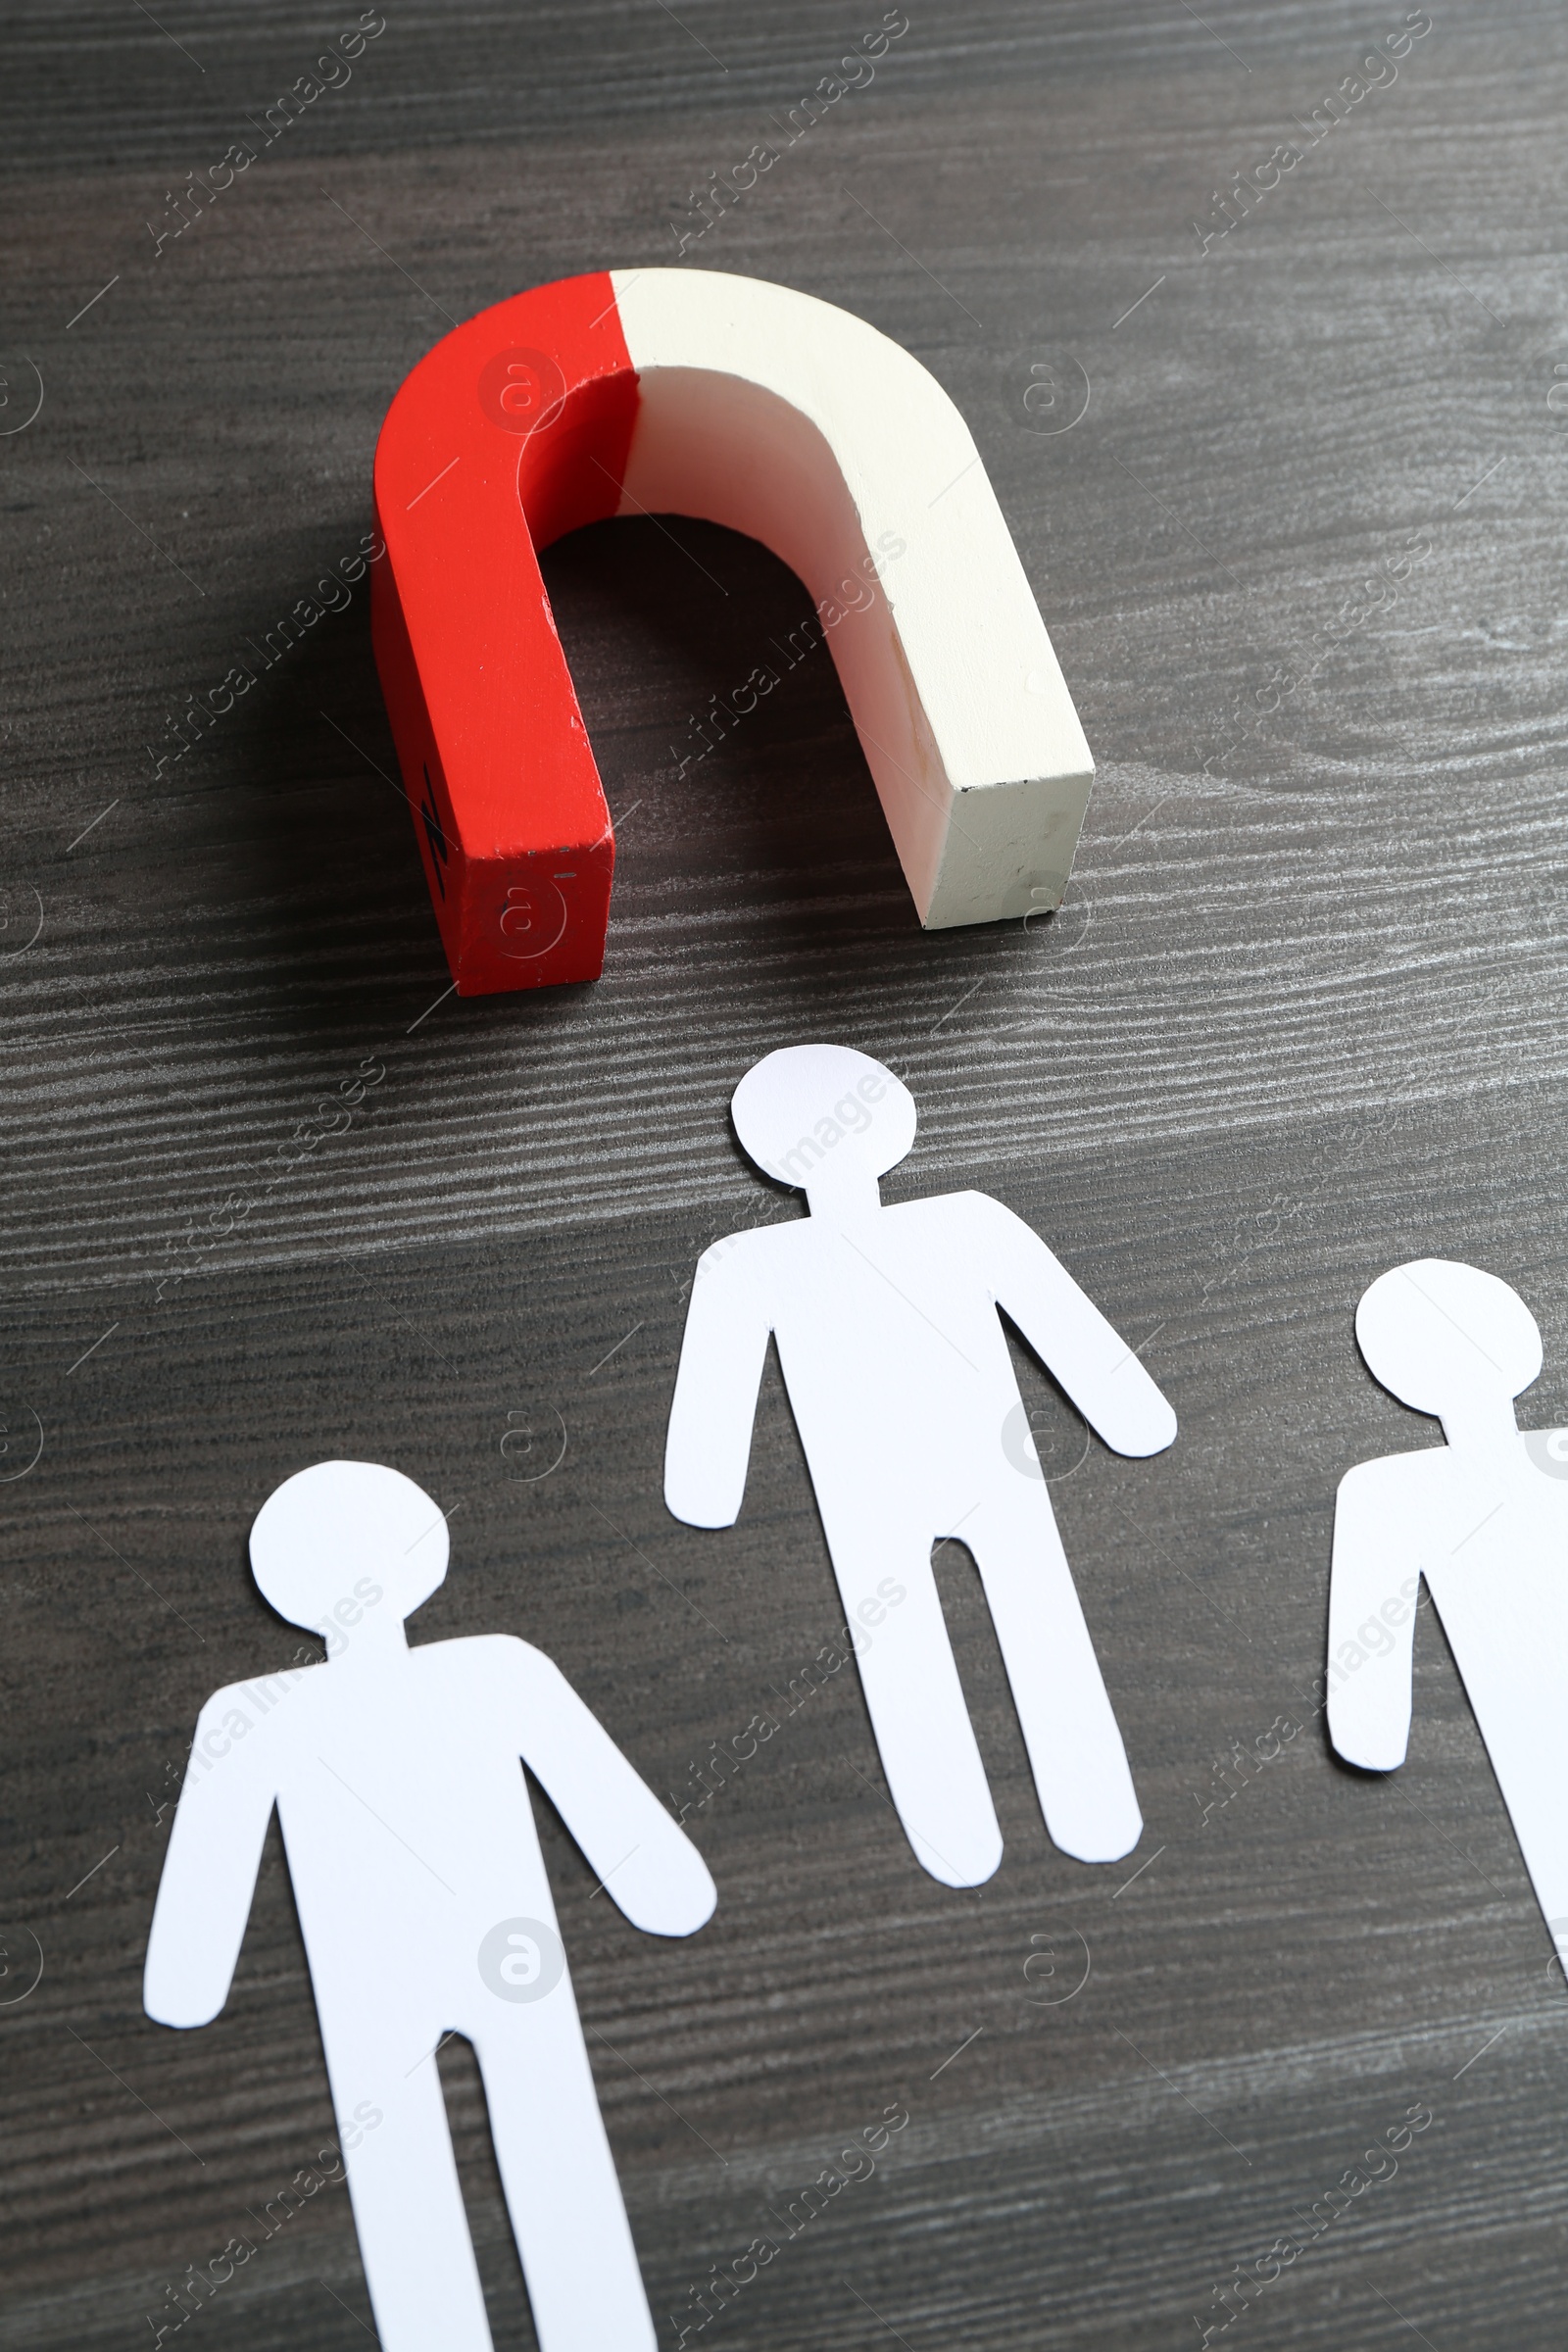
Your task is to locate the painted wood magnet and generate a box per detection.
[371,269,1095,992]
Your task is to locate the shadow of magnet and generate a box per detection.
[371,269,1095,993]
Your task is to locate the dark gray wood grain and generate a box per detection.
[3,1,1568,2344]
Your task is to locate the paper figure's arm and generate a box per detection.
[1325,1457,1421,1772]
[144,1687,276,2028]
[664,1242,773,1527]
[978,1196,1177,1456]
[508,1639,716,1937]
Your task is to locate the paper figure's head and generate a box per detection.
[1355,1259,1543,1417]
[250,1460,447,1642]
[731,1045,915,1196]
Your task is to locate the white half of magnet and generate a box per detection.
[611,268,1094,926]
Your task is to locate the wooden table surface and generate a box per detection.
[4,1,1567,2343]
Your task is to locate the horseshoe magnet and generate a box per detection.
[371,269,1094,992]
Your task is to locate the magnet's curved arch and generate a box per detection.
[372,269,1093,993]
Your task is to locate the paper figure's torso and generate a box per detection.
[732,1192,1032,1525]
[1370,1436,1568,1890]
[250,1636,555,2013]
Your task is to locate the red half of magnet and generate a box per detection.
[371,270,639,993]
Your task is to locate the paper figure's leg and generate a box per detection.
[822,1509,1003,1887]
[471,1993,656,2352]
[330,2028,494,2352]
[965,1484,1142,1863]
[1481,1732,1568,1976]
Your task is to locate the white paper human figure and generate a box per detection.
[664,1045,1177,1887]
[144,1460,715,2352]
[1329,1260,1568,1965]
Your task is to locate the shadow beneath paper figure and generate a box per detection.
[145,1459,714,2352]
